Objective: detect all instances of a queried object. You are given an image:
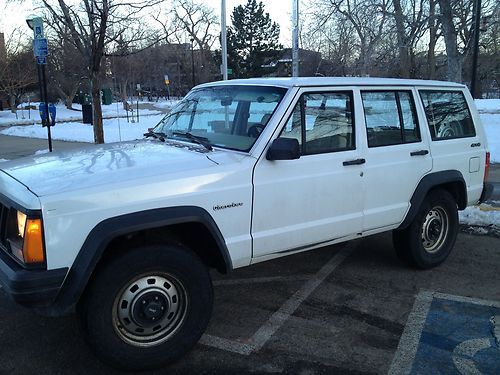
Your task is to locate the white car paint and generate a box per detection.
[0,77,490,273]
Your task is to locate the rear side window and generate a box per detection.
[361,91,420,147]
[419,91,476,140]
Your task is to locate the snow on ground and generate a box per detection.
[0,159,8,163]
[151,99,181,110]
[475,99,500,113]
[481,113,500,163]
[0,114,166,143]
[459,205,500,237]
[0,102,163,126]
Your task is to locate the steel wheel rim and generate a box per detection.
[421,206,449,254]
[112,273,188,347]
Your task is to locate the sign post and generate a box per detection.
[292,0,300,77]
[26,15,52,152]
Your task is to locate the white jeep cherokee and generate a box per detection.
[0,77,493,370]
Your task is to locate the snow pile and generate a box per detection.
[0,159,8,163]
[1,114,165,143]
[459,206,500,227]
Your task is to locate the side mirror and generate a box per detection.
[266,138,301,161]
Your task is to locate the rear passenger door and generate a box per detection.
[419,89,485,204]
[360,88,433,232]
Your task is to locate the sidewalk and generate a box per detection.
[0,134,88,160]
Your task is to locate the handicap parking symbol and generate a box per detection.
[390,291,500,375]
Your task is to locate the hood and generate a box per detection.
[0,140,234,197]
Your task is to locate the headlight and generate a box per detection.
[17,211,27,238]
[6,210,45,266]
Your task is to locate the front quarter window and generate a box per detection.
[153,85,287,152]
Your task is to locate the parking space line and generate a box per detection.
[388,290,500,375]
[198,334,255,355]
[201,244,354,355]
[388,291,434,375]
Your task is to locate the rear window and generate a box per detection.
[419,91,476,140]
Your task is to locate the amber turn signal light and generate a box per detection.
[23,219,45,264]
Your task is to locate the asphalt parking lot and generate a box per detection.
[1,233,499,374]
[1,137,499,374]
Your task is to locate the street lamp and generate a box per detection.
[26,14,53,152]
[190,38,195,88]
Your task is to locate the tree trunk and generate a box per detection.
[393,0,410,78]
[9,95,17,113]
[427,0,437,79]
[120,80,129,110]
[91,73,105,144]
[438,0,462,82]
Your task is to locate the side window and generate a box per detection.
[280,92,355,155]
[361,91,421,147]
[420,91,476,140]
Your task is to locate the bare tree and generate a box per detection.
[155,0,219,84]
[39,0,164,144]
[47,25,86,109]
[0,30,37,112]
[390,0,428,77]
[313,0,391,76]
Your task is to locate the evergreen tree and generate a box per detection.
[227,0,282,78]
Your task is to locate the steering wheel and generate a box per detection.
[247,124,265,138]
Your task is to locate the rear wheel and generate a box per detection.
[393,189,458,269]
[78,243,213,371]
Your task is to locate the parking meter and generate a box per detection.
[48,103,56,127]
[39,102,48,126]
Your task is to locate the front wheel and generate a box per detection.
[78,244,213,371]
[393,189,459,269]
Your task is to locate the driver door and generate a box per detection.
[251,88,365,258]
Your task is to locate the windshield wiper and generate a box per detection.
[172,131,213,151]
[143,131,166,142]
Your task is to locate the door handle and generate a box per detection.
[343,158,366,166]
[410,150,429,156]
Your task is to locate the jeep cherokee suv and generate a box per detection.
[0,78,492,370]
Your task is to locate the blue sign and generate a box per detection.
[33,38,48,58]
[36,56,46,65]
[48,103,56,126]
[34,25,43,38]
[411,297,500,374]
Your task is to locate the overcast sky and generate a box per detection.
[0,0,294,46]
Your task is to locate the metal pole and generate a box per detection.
[221,0,228,80]
[292,0,300,77]
[40,64,52,152]
[191,39,195,87]
[470,0,482,98]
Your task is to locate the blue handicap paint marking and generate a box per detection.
[411,298,500,374]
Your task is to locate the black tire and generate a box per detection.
[392,189,458,269]
[77,243,213,371]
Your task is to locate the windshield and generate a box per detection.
[153,85,288,152]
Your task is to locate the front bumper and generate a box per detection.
[0,249,67,308]
[479,182,494,203]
